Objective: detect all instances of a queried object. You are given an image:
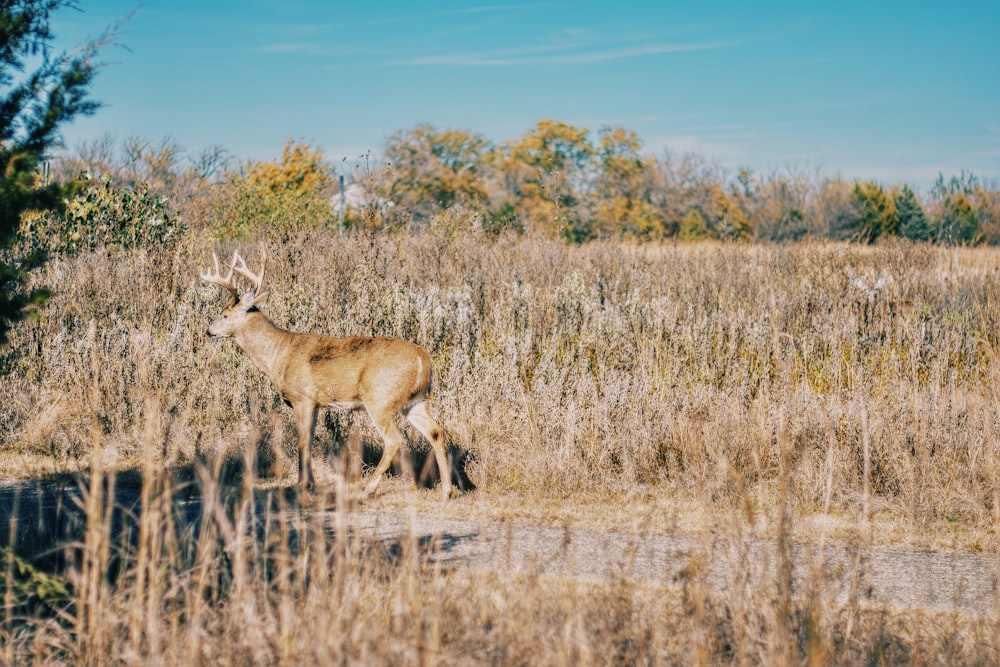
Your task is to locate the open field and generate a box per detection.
[1,229,999,663]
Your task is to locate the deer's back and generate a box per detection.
[283,333,432,409]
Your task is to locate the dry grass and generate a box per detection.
[1,222,999,664]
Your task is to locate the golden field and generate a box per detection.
[1,227,999,665]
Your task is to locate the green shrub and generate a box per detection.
[205,174,334,241]
[19,176,184,254]
[483,201,524,237]
[0,547,69,608]
[677,209,713,241]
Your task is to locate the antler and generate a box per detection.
[231,248,267,295]
[200,251,239,296]
[201,248,267,298]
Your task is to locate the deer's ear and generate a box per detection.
[252,291,269,308]
[238,291,258,310]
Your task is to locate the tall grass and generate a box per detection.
[8,225,997,530]
[1,462,996,665]
[1,220,999,663]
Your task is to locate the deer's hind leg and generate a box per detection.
[405,401,452,499]
[363,406,406,498]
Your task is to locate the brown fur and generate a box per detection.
[203,266,452,499]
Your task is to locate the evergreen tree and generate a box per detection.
[678,209,712,241]
[937,193,981,245]
[0,0,109,344]
[931,173,982,245]
[852,181,898,244]
[895,185,932,241]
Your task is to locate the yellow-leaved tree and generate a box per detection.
[592,126,664,239]
[492,119,593,239]
[382,124,490,220]
[245,139,334,195]
[212,139,334,239]
[701,182,750,240]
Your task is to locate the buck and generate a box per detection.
[200,249,452,499]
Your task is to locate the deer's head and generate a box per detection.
[200,249,269,338]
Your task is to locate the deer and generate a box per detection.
[200,248,453,499]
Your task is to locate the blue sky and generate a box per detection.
[55,1,999,191]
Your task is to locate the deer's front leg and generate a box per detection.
[293,402,318,492]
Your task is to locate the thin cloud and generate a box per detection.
[255,4,556,54]
[257,42,324,55]
[457,4,558,14]
[270,3,552,32]
[256,42,375,57]
[402,40,734,67]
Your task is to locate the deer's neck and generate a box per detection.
[232,313,294,382]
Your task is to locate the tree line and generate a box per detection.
[51,126,1000,248]
[378,121,998,245]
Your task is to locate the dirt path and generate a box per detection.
[2,480,996,617]
[347,511,999,617]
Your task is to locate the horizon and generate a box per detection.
[53,1,999,193]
